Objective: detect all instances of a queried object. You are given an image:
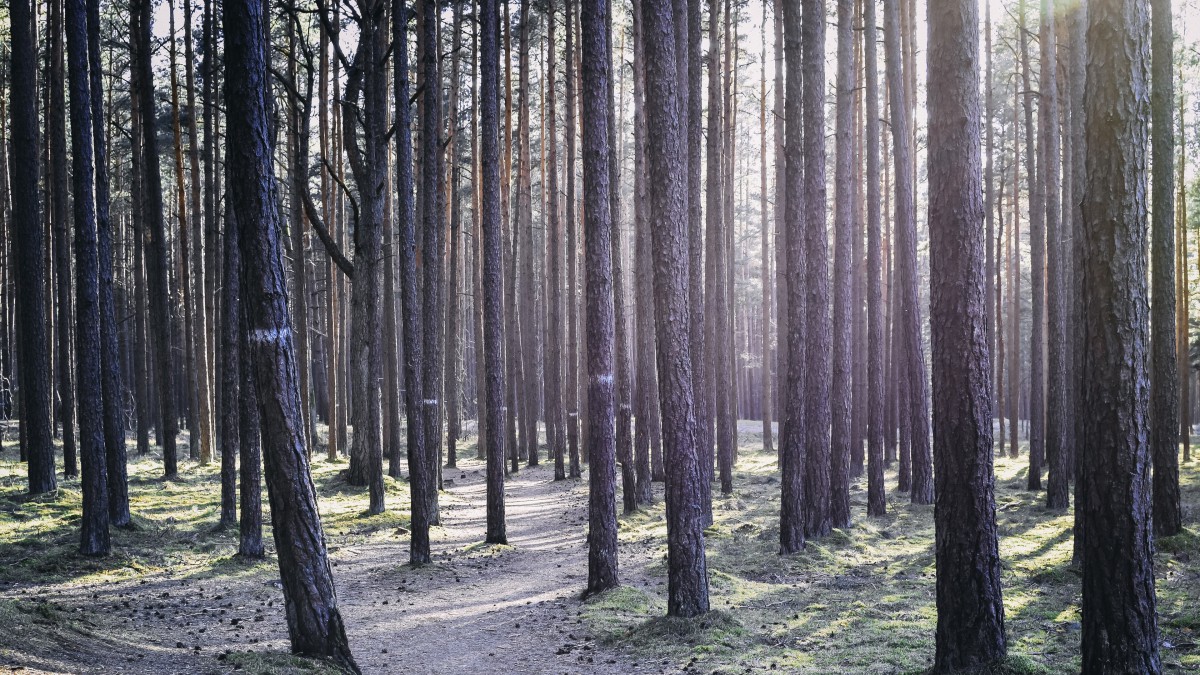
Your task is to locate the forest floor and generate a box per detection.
[0,422,1197,674]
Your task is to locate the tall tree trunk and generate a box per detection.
[759,4,773,459]
[50,0,79,481]
[704,0,725,503]
[642,0,710,616]
[224,1,358,666]
[1043,0,1069,510]
[87,0,127,526]
[546,0,567,481]
[864,0,885,518]
[565,0,582,478]
[801,0,831,537]
[445,0,464,471]
[419,0,445,523]
[480,0,509,544]
[133,0,179,478]
[829,0,855,530]
[927,0,1008,664]
[1150,0,1181,536]
[1079,0,1160,667]
[581,0,619,596]
[884,0,931,504]
[1019,0,1044,490]
[65,0,110,555]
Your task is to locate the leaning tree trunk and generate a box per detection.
[224,0,358,667]
[927,0,1008,665]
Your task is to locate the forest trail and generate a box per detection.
[339,458,650,674]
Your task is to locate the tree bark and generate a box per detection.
[224,1,358,666]
[864,0,885,518]
[1079,0,1161,667]
[927,0,1008,664]
[642,0,711,616]
[1150,0,1181,537]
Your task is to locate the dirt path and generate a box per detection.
[0,458,659,675]
[338,459,651,675]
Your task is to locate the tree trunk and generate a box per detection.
[801,0,831,537]
[829,0,855,530]
[779,0,807,553]
[224,1,358,666]
[1043,0,1069,510]
[642,0,710,616]
[1150,0,1181,537]
[65,0,110,555]
[884,0,931,504]
[927,0,1008,664]
[1079,0,1160,667]
[864,0,885,518]
[133,0,179,478]
[1019,0,1044,490]
[480,0,509,544]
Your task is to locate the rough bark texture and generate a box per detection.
[927,0,1008,665]
[480,0,508,544]
[223,0,357,666]
[802,0,832,539]
[87,0,127,526]
[394,0,432,563]
[1019,0,1044,490]
[581,0,619,597]
[219,191,241,530]
[828,0,855,531]
[545,0,567,483]
[65,0,110,556]
[1043,0,1069,510]
[642,0,710,616]
[779,0,807,554]
[1080,0,1161,668]
[705,0,726,503]
[864,0,885,518]
[1150,0,1181,537]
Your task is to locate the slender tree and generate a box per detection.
[864,0,885,518]
[1150,0,1181,537]
[480,0,509,544]
[830,0,855,530]
[133,0,179,478]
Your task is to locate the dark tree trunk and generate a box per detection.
[927,0,1008,665]
[224,1,358,666]
[87,0,128,526]
[419,0,445,523]
[1150,0,1181,537]
[133,0,179,478]
[581,0,620,596]
[565,0,582,479]
[9,0,55,494]
[515,0,539,468]
[50,0,79,481]
[802,0,831,538]
[237,301,263,560]
[829,0,855,531]
[445,0,464,471]
[219,194,241,530]
[394,0,432,564]
[864,0,885,518]
[642,0,710,616]
[66,0,110,556]
[704,0,725,502]
[779,0,807,554]
[480,0,508,544]
[1080,0,1160,668]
